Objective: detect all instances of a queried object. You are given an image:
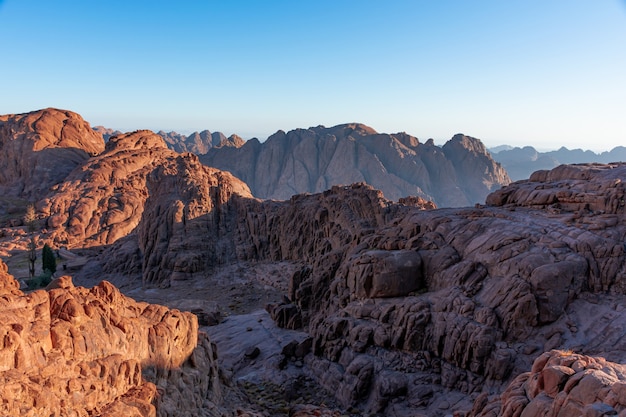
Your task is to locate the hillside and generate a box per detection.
[2,108,626,415]
[0,108,105,199]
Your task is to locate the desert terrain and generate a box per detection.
[1,108,625,416]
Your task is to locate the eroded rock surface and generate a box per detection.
[40,130,251,248]
[94,163,625,415]
[48,160,626,415]
[0,108,105,199]
[0,260,221,417]
[157,129,244,155]
[470,349,626,417]
[201,124,510,207]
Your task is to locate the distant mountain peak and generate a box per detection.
[201,124,509,207]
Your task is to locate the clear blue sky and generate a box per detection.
[1,1,625,151]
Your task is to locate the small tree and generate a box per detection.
[24,204,38,233]
[28,237,37,279]
[42,244,57,276]
[24,205,38,279]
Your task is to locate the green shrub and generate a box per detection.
[42,244,57,275]
[27,269,52,290]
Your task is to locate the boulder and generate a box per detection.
[346,249,423,298]
[470,350,626,417]
[0,260,222,416]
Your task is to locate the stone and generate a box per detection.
[0,260,222,417]
[0,108,105,199]
[470,350,626,417]
[346,249,424,299]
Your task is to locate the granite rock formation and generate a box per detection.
[93,126,124,142]
[0,260,221,417]
[112,162,625,414]
[4,108,626,415]
[0,108,105,199]
[40,129,251,248]
[470,350,626,417]
[200,124,510,207]
[157,130,244,155]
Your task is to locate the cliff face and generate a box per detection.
[200,124,510,207]
[0,262,221,417]
[115,162,625,414]
[5,108,626,415]
[0,108,105,199]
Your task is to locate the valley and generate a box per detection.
[0,108,625,416]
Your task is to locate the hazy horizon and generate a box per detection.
[1,1,625,153]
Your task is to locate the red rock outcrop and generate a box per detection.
[98,162,624,413]
[0,260,221,416]
[40,130,251,248]
[470,350,626,417]
[200,124,510,207]
[0,108,105,198]
[137,148,252,287]
[73,160,626,415]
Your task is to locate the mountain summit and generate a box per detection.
[200,125,510,207]
[0,108,105,198]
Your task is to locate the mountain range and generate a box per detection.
[1,107,626,416]
[490,145,626,181]
[156,124,510,207]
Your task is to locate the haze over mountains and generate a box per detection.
[490,145,626,181]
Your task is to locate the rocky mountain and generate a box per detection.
[97,159,625,415]
[490,144,626,181]
[157,130,244,155]
[93,125,123,142]
[3,107,626,415]
[200,124,510,207]
[39,129,251,248]
[0,108,105,199]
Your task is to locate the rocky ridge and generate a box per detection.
[3,108,626,415]
[0,261,222,417]
[491,144,626,181]
[157,130,245,155]
[39,129,251,248]
[200,124,510,207]
[0,108,105,199]
[55,159,621,415]
[94,162,625,415]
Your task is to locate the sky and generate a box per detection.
[0,1,625,152]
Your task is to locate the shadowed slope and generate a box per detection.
[201,124,510,207]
